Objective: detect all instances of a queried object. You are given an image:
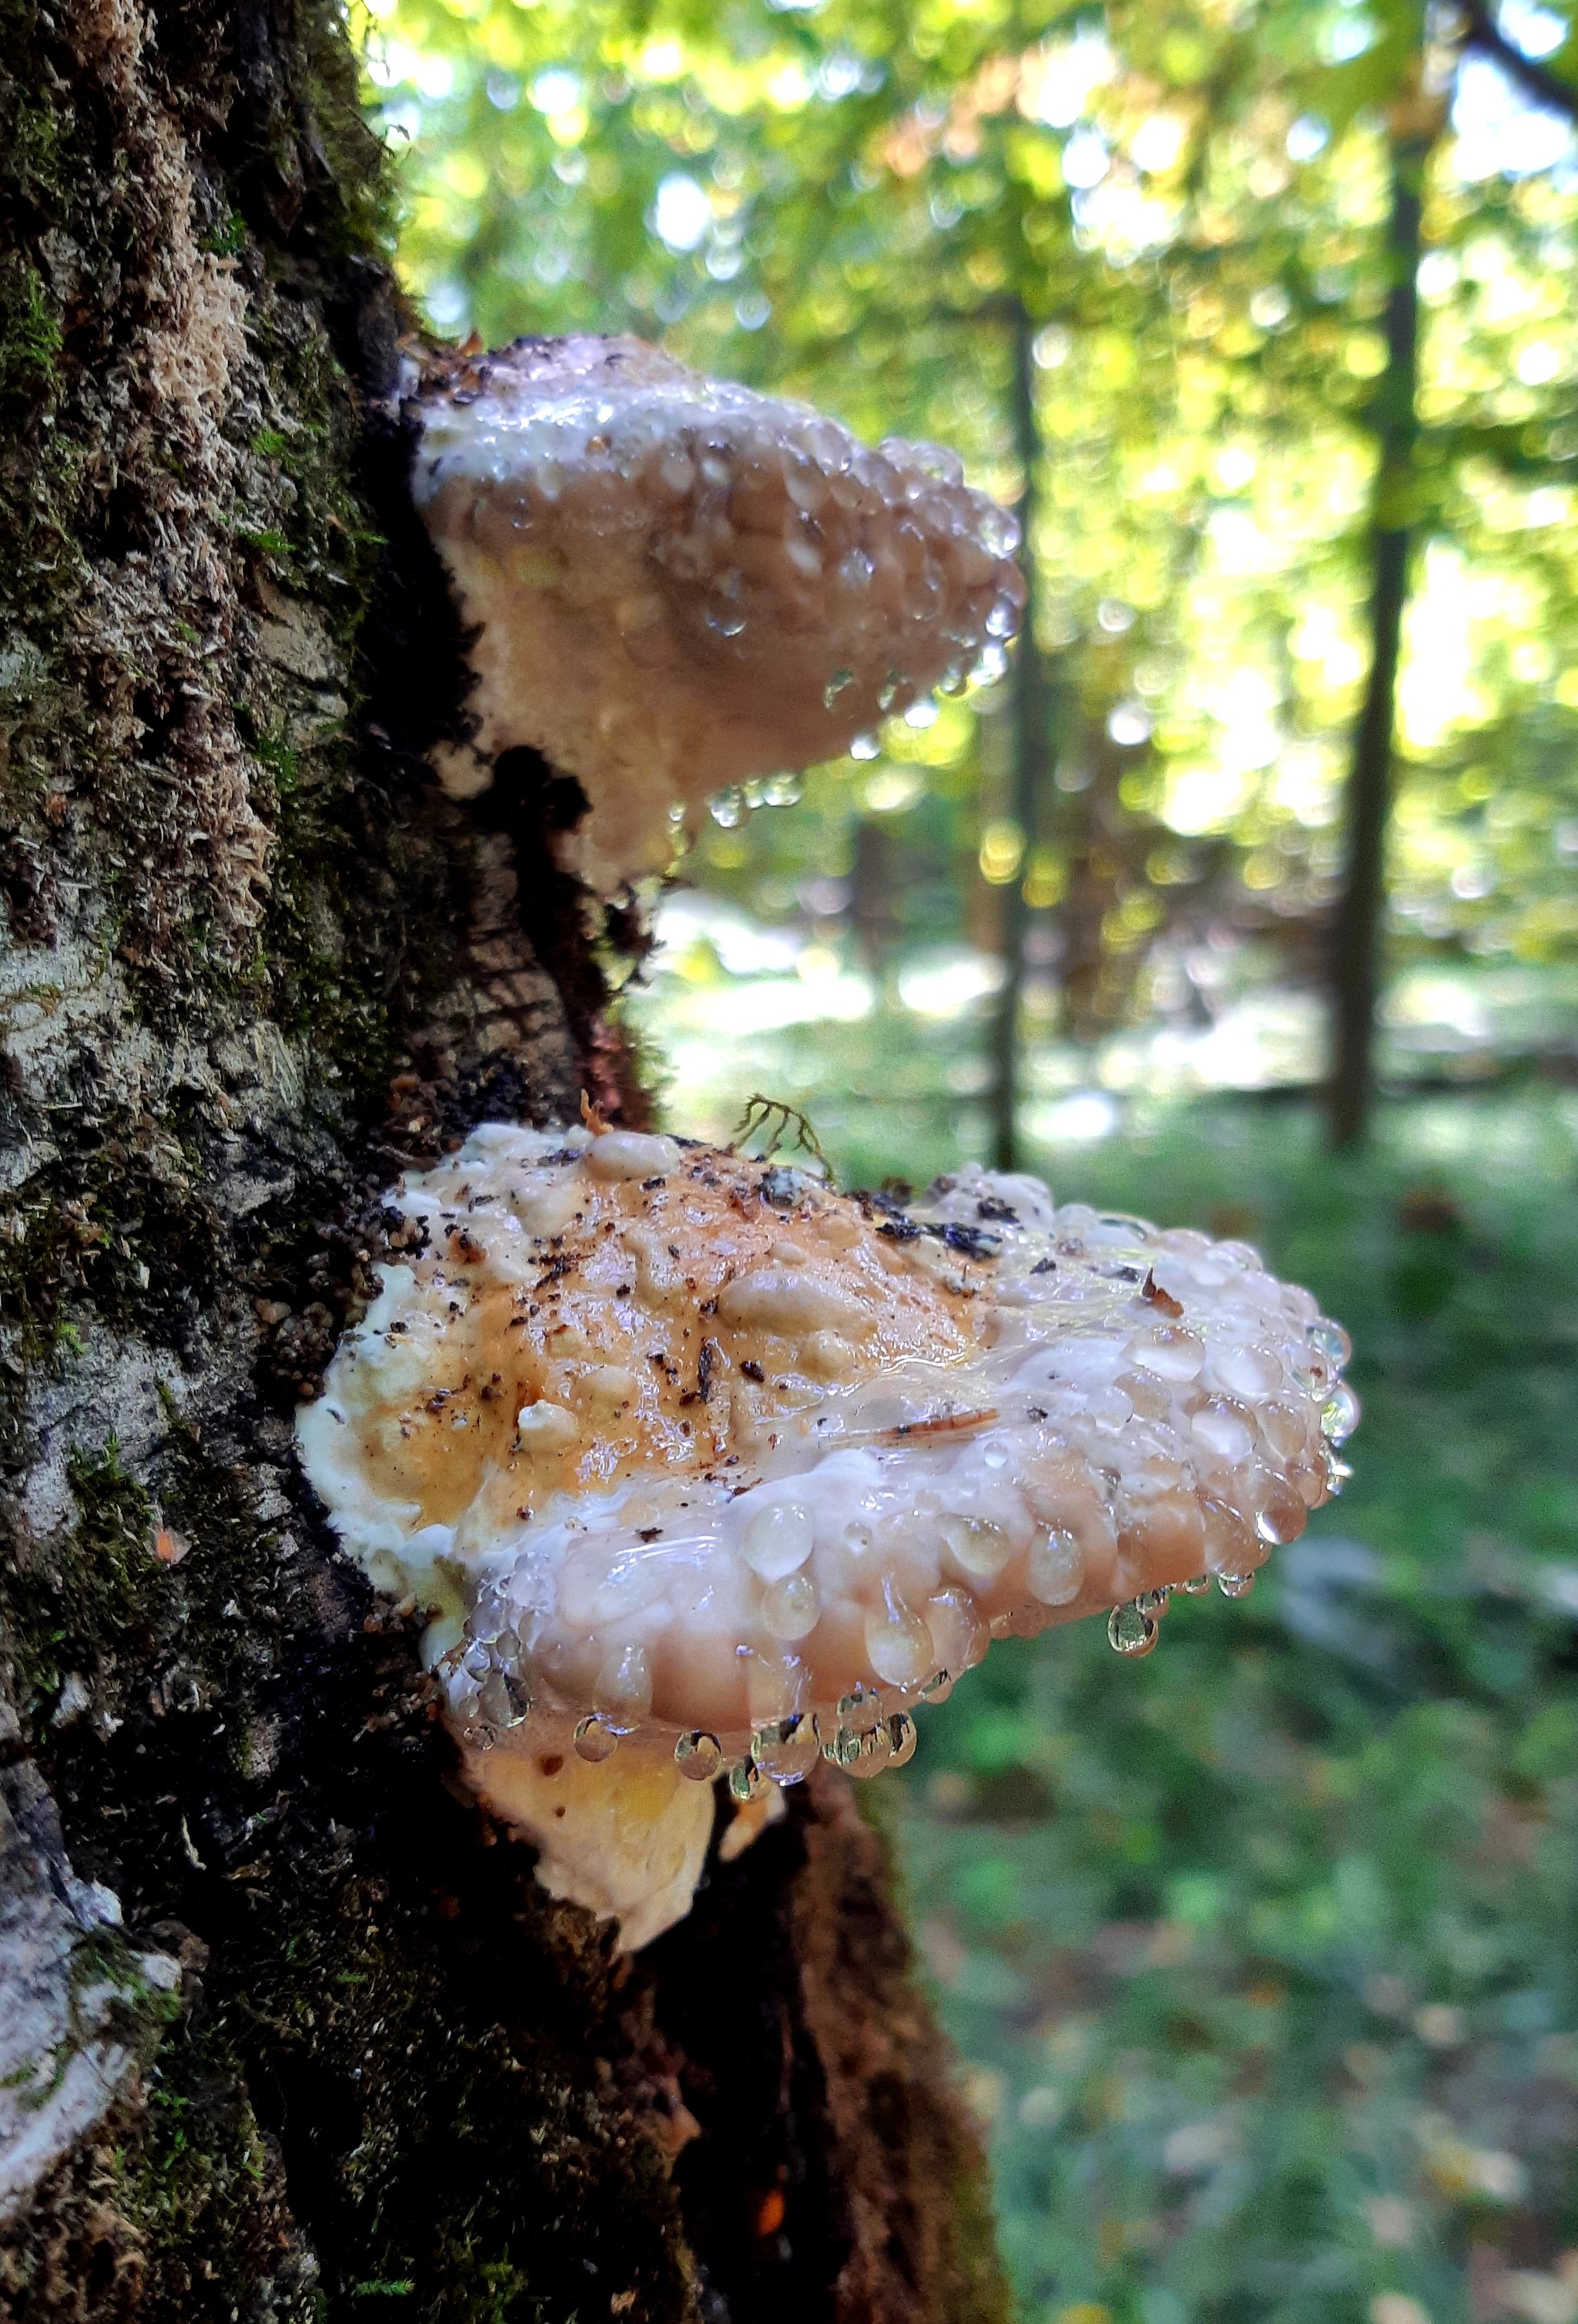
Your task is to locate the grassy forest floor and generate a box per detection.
[630,980,1578,2323]
[863,1091,1578,2324]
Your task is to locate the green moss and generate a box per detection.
[1,1442,158,1721]
[0,254,60,418]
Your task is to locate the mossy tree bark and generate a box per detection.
[0,5,1012,2320]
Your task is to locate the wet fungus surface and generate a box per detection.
[409,334,1026,894]
[297,1122,1358,1948]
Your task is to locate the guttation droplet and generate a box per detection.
[823,665,854,707]
[573,1712,619,1763]
[477,1667,531,1730]
[1108,1599,1159,1657]
[675,1729,722,1780]
[729,1760,762,1803]
[1177,1573,1213,1597]
[752,1713,820,1785]
[1216,1570,1257,1600]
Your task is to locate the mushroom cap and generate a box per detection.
[299,1123,1356,1778]
[411,337,1025,893]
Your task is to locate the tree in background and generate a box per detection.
[363,0,1578,1154]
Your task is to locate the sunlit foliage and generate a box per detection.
[361,0,1578,1088]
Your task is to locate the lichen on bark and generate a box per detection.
[0,0,1013,2315]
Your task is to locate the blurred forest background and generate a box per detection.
[354,2,1578,2317]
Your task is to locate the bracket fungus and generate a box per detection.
[409,336,1026,894]
[297,1120,1357,1950]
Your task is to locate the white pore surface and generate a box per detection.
[411,336,1025,894]
[297,1123,1356,1944]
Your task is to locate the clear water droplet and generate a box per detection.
[1108,1600,1159,1657]
[844,1721,892,1780]
[1178,1573,1213,1596]
[823,665,854,708]
[836,1682,882,1734]
[849,732,880,761]
[753,1713,819,1784]
[1321,1382,1361,1444]
[1216,1570,1256,1600]
[878,671,902,711]
[573,1713,619,1763]
[675,1729,722,1780]
[886,1711,918,1768]
[1026,1527,1083,1606]
[477,1667,531,1730]
[1308,1318,1352,1369]
[939,1513,1014,1583]
[920,1667,953,1700]
[709,787,745,828]
[729,1759,762,1802]
[760,771,803,807]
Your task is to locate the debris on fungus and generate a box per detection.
[408,336,1026,894]
[297,1121,1357,1950]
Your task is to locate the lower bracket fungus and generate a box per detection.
[409,336,1025,894]
[297,1121,1356,1949]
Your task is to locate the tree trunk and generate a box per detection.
[0,6,1011,2321]
[1328,102,1434,1148]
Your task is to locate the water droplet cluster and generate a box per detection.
[411,335,1025,893]
[298,1122,1356,1808]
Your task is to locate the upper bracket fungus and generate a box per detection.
[297,1120,1357,1950]
[408,336,1026,894]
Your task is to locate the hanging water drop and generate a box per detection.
[709,787,745,828]
[675,1729,722,1780]
[823,665,854,708]
[753,1714,820,1784]
[729,1759,762,1802]
[1308,1318,1352,1369]
[1321,1382,1361,1444]
[844,1721,893,1779]
[573,1712,619,1763]
[1177,1573,1213,1596]
[1216,1570,1256,1600]
[1108,1599,1159,1657]
[477,1666,531,1731]
[886,1711,918,1768]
